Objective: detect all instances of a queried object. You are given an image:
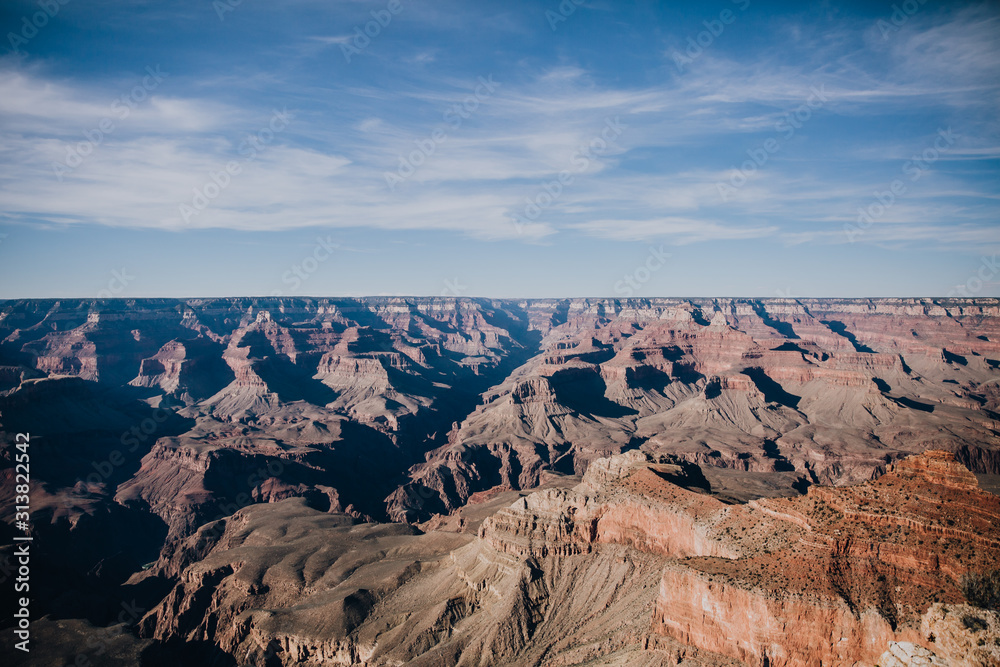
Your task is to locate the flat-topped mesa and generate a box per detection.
[130,341,188,391]
[506,377,558,404]
[479,488,591,558]
[580,449,650,489]
[220,344,268,389]
[314,354,392,384]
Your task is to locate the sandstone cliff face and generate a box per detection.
[646,450,1000,666]
[653,568,900,666]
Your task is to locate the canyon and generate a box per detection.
[1,297,999,665]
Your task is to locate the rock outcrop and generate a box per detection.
[645,450,1000,666]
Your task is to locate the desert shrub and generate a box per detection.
[960,570,1000,611]
[963,615,989,633]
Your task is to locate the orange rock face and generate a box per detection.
[648,450,1000,666]
[654,569,900,666]
[477,449,1000,667]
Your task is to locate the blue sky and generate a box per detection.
[0,0,998,298]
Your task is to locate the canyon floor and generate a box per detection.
[1,297,999,666]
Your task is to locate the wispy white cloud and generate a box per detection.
[0,67,230,135]
[0,2,997,255]
[574,217,778,243]
[309,35,353,45]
